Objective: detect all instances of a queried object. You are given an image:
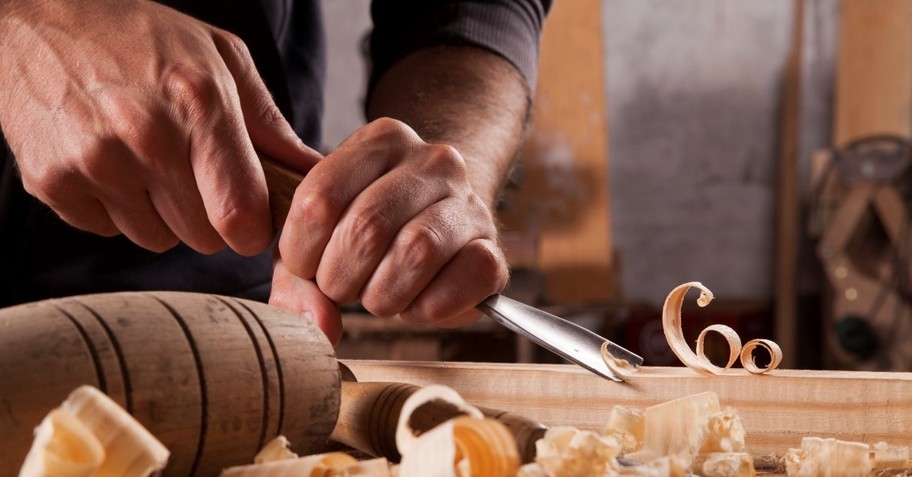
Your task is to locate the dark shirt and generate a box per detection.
[0,0,550,307]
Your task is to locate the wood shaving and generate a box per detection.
[17,386,169,477]
[599,342,640,379]
[221,452,391,476]
[253,436,298,464]
[740,339,783,374]
[522,427,623,477]
[660,281,782,375]
[784,437,873,477]
[394,385,518,477]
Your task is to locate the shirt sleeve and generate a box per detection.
[367,0,552,97]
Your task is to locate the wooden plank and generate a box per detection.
[834,0,912,146]
[343,360,912,455]
[774,0,804,369]
[499,0,615,304]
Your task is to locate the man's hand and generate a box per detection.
[0,0,318,255]
[277,118,510,328]
[269,256,342,345]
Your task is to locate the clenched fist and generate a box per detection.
[273,118,509,331]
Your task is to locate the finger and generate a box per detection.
[148,184,225,254]
[18,149,120,238]
[270,257,343,345]
[399,238,508,327]
[358,195,495,317]
[99,192,179,253]
[211,30,322,173]
[50,195,120,237]
[278,120,421,279]
[315,170,460,305]
[163,61,272,256]
[117,106,225,254]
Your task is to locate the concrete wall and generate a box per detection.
[320,0,839,305]
[320,0,372,150]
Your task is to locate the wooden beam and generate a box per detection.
[499,0,615,304]
[343,360,912,455]
[834,0,912,146]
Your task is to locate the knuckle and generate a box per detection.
[20,163,66,201]
[398,226,444,271]
[296,188,340,228]
[406,300,450,325]
[367,117,409,137]
[471,241,509,287]
[258,100,286,128]
[346,206,394,250]
[163,65,221,121]
[353,117,414,146]
[421,144,467,180]
[103,94,148,139]
[217,30,253,61]
[361,293,403,319]
[316,267,357,304]
[208,200,256,236]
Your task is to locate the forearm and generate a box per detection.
[366,45,530,209]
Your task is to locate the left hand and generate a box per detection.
[275,117,509,328]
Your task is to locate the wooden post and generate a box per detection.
[774,0,804,369]
[499,0,616,305]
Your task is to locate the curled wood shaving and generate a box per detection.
[696,324,742,372]
[662,282,731,375]
[740,339,783,374]
[18,386,169,477]
[600,341,640,379]
[394,384,518,477]
[662,281,782,375]
[394,384,483,456]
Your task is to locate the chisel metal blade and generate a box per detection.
[477,294,643,382]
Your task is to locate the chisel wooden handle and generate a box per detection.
[0,291,340,477]
[260,155,306,230]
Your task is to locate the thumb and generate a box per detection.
[212,30,322,173]
[270,253,343,345]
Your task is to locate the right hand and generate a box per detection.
[0,0,320,255]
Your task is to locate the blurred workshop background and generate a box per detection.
[323,0,912,373]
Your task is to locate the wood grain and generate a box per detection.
[343,360,912,455]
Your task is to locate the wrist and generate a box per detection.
[367,45,529,213]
